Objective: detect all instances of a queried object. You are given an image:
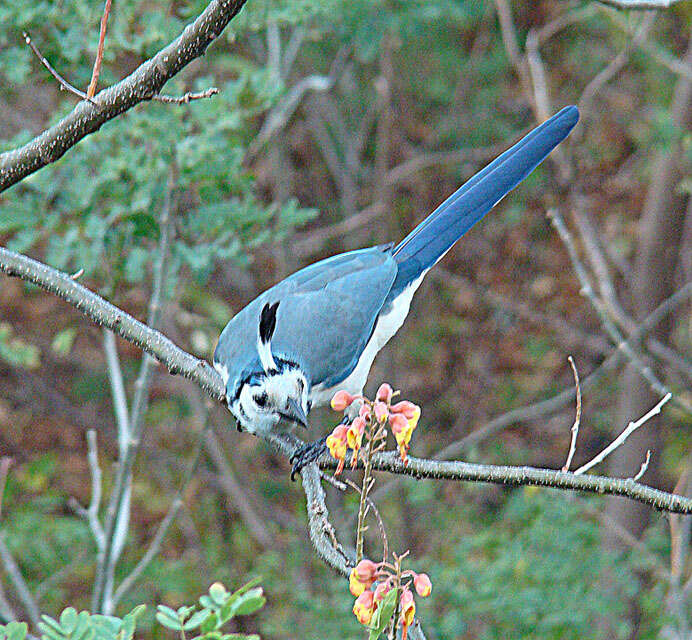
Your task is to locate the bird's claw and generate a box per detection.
[290,440,328,481]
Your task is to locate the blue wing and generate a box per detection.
[214,246,397,396]
[388,105,579,302]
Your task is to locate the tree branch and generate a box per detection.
[0,0,248,192]
[1,245,691,517]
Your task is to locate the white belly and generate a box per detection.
[309,271,427,407]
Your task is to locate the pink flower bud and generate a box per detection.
[414,573,432,597]
[376,383,393,403]
[373,581,390,603]
[359,404,371,420]
[373,401,389,423]
[399,588,416,629]
[331,390,355,412]
[353,559,378,583]
[353,590,375,625]
[390,400,417,419]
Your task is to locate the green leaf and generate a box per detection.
[368,588,397,638]
[208,583,229,606]
[4,622,28,640]
[183,610,210,631]
[155,606,182,632]
[229,589,265,617]
[199,613,218,635]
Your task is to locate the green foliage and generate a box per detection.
[0,622,28,640]
[367,588,396,640]
[427,489,641,639]
[38,605,144,640]
[155,581,264,640]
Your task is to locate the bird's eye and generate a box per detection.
[253,392,268,408]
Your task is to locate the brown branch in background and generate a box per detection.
[153,87,219,104]
[22,32,96,104]
[87,0,113,99]
[0,457,11,520]
[562,356,582,472]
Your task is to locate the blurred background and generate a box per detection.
[0,0,691,638]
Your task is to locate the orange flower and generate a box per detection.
[399,588,416,639]
[326,425,348,475]
[391,400,420,423]
[347,417,365,468]
[331,390,355,411]
[376,383,393,403]
[353,590,376,625]
[389,413,413,461]
[359,404,371,420]
[414,573,432,597]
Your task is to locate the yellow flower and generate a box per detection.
[349,568,366,597]
[399,588,416,639]
[390,413,413,461]
[326,425,348,475]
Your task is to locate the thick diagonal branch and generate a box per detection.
[0,0,247,192]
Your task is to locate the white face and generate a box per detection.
[229,367,310,435]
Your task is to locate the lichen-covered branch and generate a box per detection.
[0,0,247,192]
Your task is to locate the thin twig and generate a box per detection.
[632,450,652,482]
[562,356,582,472]
[574,393,671,475]
[69,430,105,549]
[0,533,40,627]
[87,0,113,98]
[152,87,219,104]
[22,32,96,104]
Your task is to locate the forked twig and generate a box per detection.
[23,32,96,104]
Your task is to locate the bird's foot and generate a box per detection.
[290,439,328,481]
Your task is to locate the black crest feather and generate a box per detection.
[259,301,279,344]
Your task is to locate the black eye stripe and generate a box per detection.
[253,392,269,407]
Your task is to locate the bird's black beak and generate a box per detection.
[283,397,308,429]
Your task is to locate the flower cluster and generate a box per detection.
[326,383,421,474]
[348,558,432,638]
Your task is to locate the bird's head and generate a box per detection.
[224,301,310,434]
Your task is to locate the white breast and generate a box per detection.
[309,271,427,407]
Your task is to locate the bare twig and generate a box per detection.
[87,0,113,99]
[153,88,219,104]
[0,533,40,627]
[1,0,248,191]
[22,32,96,104]
[574,393,671,475]
[562,356,582,472]
[69,431,105,549]
[632,450,652,482]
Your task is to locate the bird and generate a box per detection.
[213,105,579,478]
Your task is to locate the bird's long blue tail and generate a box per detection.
[391,106,579,293]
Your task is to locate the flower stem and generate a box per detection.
[355,421,377,563]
